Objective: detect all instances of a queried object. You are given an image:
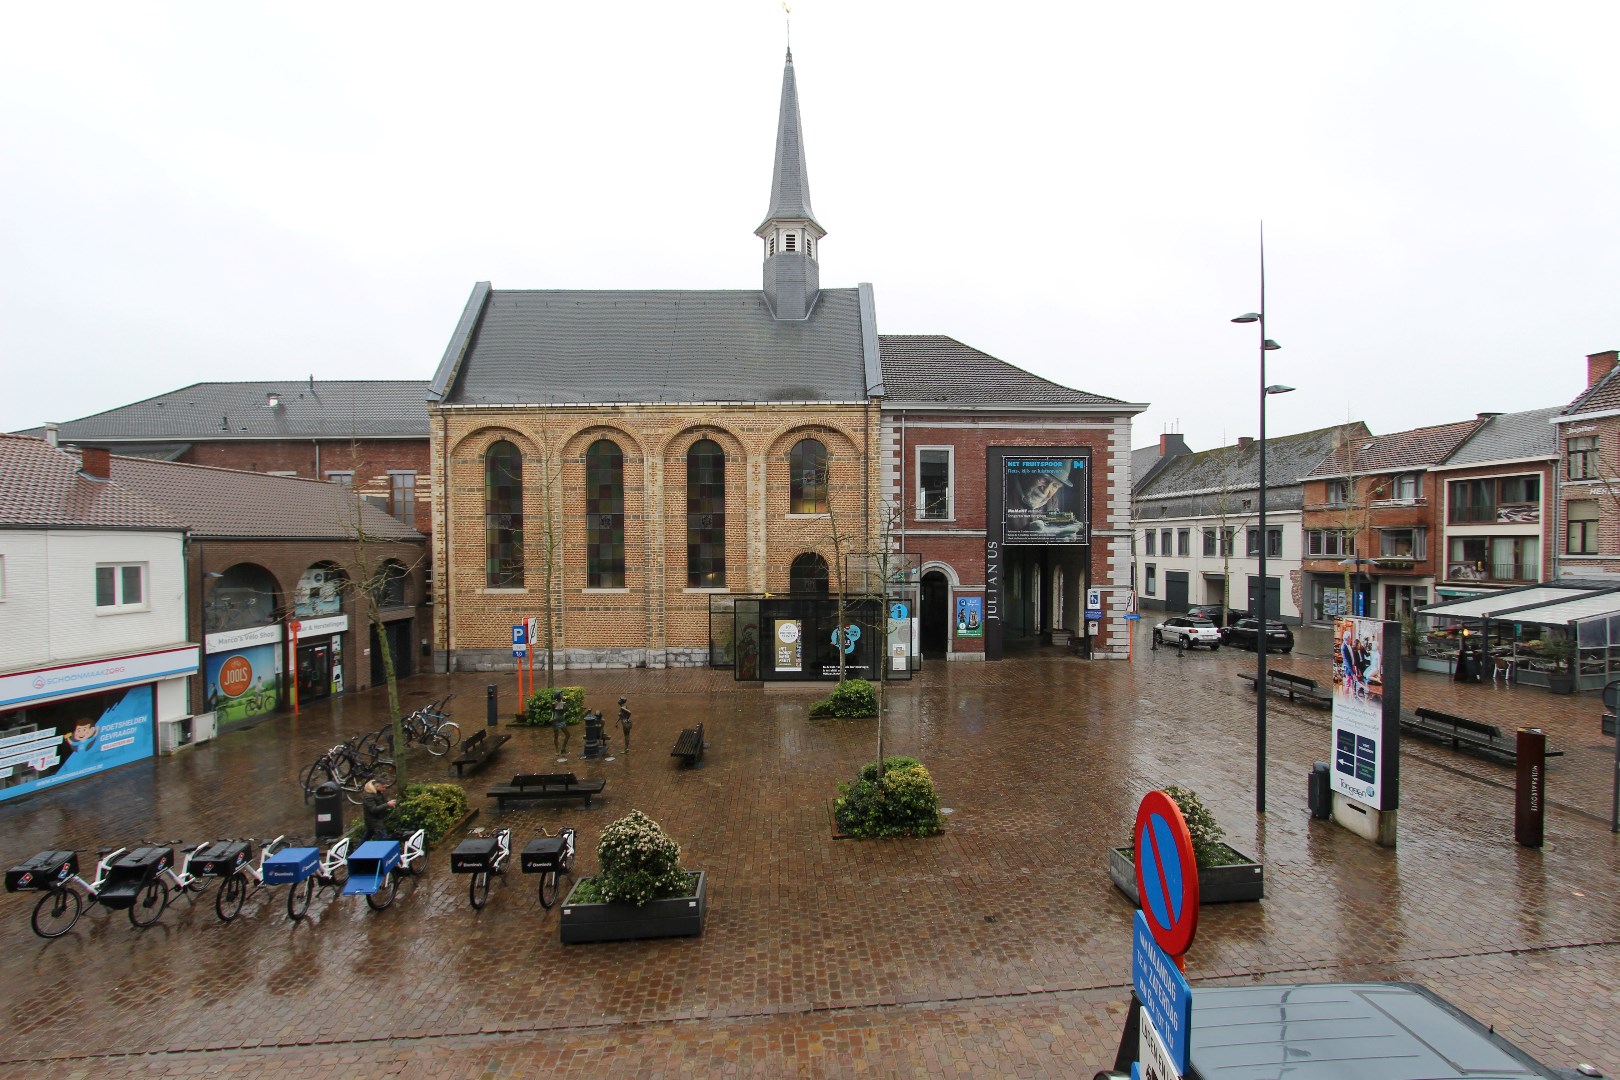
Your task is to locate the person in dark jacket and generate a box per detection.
[362,778,396,842]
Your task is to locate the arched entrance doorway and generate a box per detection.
[921,571,949,658]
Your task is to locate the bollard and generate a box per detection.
[487,683,498,728]
[1515,727,1546,847]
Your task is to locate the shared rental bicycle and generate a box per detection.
[195,835,286,922]
[342,828,425,911]
[450,827,510,910]
[521,827,576,908]
[264,836,350,920]
[10,841,208,938]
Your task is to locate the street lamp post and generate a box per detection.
[1232,233,1291,814]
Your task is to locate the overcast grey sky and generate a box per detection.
[3,2,1616,451]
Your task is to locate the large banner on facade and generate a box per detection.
[1001,456,1089,546]
[205,643,283,727]
[1330,616,1400,809]
[0,686,155,803]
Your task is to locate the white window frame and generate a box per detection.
[326,470,354,487]
[914,445,955,521]
[95,562,148,613]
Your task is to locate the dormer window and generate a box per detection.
[784,232,796,252]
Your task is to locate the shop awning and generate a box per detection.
[1419,586,1609,621]
[1504,592,1620,626]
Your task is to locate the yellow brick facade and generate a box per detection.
[430,402,880,669]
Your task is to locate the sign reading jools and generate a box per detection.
[1131,790,1198,1077]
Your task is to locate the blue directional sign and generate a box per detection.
[512,623,528,658]
[1133,910,1192,1073]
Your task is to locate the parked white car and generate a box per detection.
[1153,615,1222,649]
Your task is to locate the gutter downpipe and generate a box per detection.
[440,409,451,672]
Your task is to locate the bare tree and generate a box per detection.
[531,423,566,689]
[1324,429,1376,617]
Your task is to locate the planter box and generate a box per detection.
[560,871,707,944]
[1109,845,1263,905]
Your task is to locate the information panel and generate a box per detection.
[1330,616,1400,809]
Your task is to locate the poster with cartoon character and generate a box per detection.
[0,686,155,803]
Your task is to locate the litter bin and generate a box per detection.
[1308,761,1333,819]
[314,781,344,840]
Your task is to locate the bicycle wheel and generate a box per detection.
[469,871,490,910]
[325,859,349,891]
[424,733,452,757]
[130,878,170,928]
[538,869,560,909]
[301,760,329,797]
[342,776,365,805]
[370,761,398,787]
[215,872,247,922]
[31,887,82,939]
[436,722,461,747]
[365,870,398,911]
[287,876,314,921]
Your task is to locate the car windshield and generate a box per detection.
[1186,618,1215,627]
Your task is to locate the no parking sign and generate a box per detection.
[1130,789,1198,1076]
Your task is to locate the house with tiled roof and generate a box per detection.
[1132,424,1368,622]
[0,435,196,803]
[427,51,1143,672]
[1429,406,1561,600]
[1552,349,1620,580]
[23,379,432,536]
[1300,418,1487,624]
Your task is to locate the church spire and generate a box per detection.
[757,48,824,320]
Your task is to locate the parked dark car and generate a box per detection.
[1184,604,1232,625]
[1222,617,1294,653]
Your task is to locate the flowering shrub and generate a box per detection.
[1118,786,1239,868]
[834,756,943,839]
[583,809,691,906]
[384,783,469,844]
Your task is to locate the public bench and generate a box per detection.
[670,722,705,767]
[486,772,605,809]
[450,729,509,777]
[1238,669,1331,707]
[1406,707,1562,766]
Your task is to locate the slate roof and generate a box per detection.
[1440,406,1560,466]
[1132,434,1192,488]
[100,454,422,542]
[758,49,821,233]
[0,435,184,530]
[1560,357,1620,417]
[436,287,873,406]
[24,381,431,442]
[1138,423,1369,502]
[1305,419,1486,479]
[877,336,1136,409]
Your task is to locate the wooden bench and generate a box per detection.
[450,729,510,777]
[1238,669,1331,707]
[1406,707,1563,765]
[486,772,605,809]
[670,722,705,767]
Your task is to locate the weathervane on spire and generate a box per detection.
[783,2,792,57]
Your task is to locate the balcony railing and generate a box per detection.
[1448,502,1540,525]
[1447,562,1537,584]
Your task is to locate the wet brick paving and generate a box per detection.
[2,622,1617,1078]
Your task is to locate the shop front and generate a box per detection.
[0,645,197,803]
[1418,582,1620,691]
[293,614,347,704]
[203,625,285,730]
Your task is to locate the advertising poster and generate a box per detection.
[1330,616,1386,806]
[205,643,283,726]
[1002,456,1088,545]
[0,686,155,803]
[956,596,984,639]
[773,619,802,673]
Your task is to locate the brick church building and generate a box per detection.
[427,51,1142,673]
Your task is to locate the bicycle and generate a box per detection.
[302,743,395,804]
[399,695,460,756]
[266,836,350,921]
[343,828,425,911]
[521,826,576,908]
[450,827,510,910]
[208,835,287,922]
[12,842,204,937]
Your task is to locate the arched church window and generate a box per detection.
[686,439,726,588]
[790,552,829,595]
[586,439,625,589]
[485,440,524,588]
[790,438,828,514]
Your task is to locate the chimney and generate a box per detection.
[1158,433,1187,458]
[1588,349,1619,387]
[80,447,110,480]
[1237,436,1255,450]
[43,423,59,447]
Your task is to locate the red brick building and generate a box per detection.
[1553,349,1620,580]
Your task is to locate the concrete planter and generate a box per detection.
[559,871,707,944]
[1109,845,1263,905]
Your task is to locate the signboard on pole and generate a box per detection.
[1133,790,1200,958]
[1086,587,1103,621]
[1330,616,1400,809]
[512,623,528,658]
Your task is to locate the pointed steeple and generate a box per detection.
[757,48,825,321]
